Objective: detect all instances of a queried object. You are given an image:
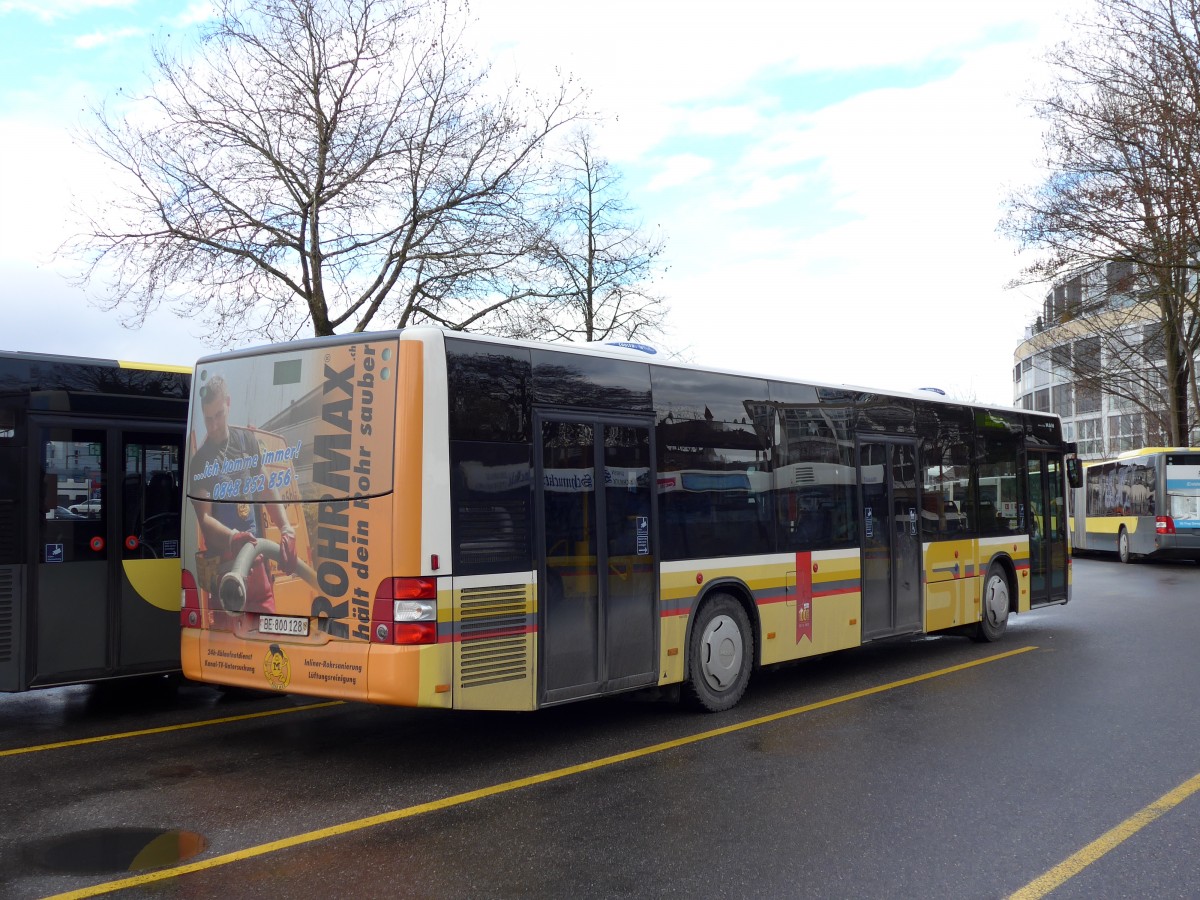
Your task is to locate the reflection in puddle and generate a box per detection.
[31,828,207,874]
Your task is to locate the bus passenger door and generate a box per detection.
[33,421,183,687]
[117,431,184,668]
[537,415,658,706]
[859,439,922,641]
[1027,451,1068,606]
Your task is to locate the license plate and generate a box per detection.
[259,615,309,637]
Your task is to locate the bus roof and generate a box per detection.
[0,349,189,374]
[194,325,1056,421]
[1116,447,1197,459]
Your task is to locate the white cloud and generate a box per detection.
[626,32,1072,405]
[0,0,1093,397]
[680,103,764,137]
[711,173,806,212]
[0,0,133,23]
[0,114,135,266]
[72,25,144,49]
[646,154,715,192]
[0,261,212,365]
[174,2,215,27]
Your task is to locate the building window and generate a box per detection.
[1076,383,1101,414]
[1107,376,1137,413]
[1066,275,1083,312]
[1106,260,1134,297]
[1052,384,1073,417]
[1077,417,1102,457]
[1142,324,1165,363]
[1108,413,1143,454]
[1033,352,1050,386]
[1034,389,1050,412]
[1075,336,1101,375]
[1050,344,1071,377]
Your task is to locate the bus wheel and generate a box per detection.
[972,564,1010,643]
[684,594,753,712]
[1118,526,1133,564]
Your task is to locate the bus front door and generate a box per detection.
[32,420,183,687]
[1026,451,1069,606]
[537,416,658,706]
[859,439,922,641]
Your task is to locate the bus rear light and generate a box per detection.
[181,569,201,628]
[371,577,437,644]
[1156,516,1176,534]
[392,622,437,644]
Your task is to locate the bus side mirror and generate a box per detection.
[1066,456,1083,490]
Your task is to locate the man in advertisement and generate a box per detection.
[190,375,298,614]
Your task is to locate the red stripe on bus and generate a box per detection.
[442,626,536,643]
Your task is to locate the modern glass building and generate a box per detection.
[1012,262,1200,459]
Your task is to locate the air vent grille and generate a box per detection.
[459,585,529,688]
[0,567,15,663]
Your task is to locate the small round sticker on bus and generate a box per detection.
[89,536,105,552]
[264,644,291,691]
[124,535,139,551]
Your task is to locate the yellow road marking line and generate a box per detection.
[44,646,1036,899]
[1010,770,1200,899]
[1,702,343,758]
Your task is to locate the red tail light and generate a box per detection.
[181,568,201,628]
[1156,516,1176,534]
[371,577,437,645]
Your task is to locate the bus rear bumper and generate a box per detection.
[180,628,452,707]
[1154,532,1200,560]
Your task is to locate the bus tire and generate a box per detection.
[683,593,753,712]
[972,563,1010,643]
[1118,526,1133,564]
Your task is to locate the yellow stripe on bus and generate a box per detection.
[44,647,1036,899]
[116,360,191,373]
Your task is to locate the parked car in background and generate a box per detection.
[69,497,103,517]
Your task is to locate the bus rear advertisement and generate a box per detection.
[181,337,411,700]
[181,328,1080,712]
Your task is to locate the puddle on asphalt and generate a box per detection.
[29,828,207,874]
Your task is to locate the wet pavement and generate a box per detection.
[2,557,1199,899]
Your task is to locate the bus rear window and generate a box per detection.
[186,339,398,502]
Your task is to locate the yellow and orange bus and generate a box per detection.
[180,329,1080,712]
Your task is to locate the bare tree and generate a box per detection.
[66,0,586,346]
[529,130,667,344]
[1003,0,1200,445]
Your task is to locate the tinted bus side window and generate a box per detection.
[976,410,1024,536]
[918,403,975,540]
[446,341,534,575]
[770,381,857,551]
[653,369,773,560]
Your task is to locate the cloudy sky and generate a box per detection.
[0,0,1088,404]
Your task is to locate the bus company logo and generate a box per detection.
[264,643,291,690]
